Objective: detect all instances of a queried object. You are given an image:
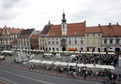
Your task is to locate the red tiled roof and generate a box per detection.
[67,22,85,36]
[100,25,115,36]
[30,34,39,39]
[0,28,3,34]
[48,22,85,37]
[48,25,62,37]
[8,28,23,34]
[40,25,52,36]
[19,29,34,38]
[111,25,121,36]
[85,26,101,33]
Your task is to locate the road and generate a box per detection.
[0,65,103,84]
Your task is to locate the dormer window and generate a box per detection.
[53,33,55,36]
[74,32,77,35]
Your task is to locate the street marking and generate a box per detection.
[0,76,17,84]
[0,70,54,84]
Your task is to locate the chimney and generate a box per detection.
[98,24,100,27]
[13,27,14,29]
[109,23,111,28]
[117,22,118,25]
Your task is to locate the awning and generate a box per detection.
[59,51,63,53]
[64,51,68,53]
[100,52,106,54]
[87,52,92,54]
[108,52,115,55]
[93,52,99,54]
[81,52,86,54]
[75,51,80,53]
[49,51,53,53]
[69,51,74,53]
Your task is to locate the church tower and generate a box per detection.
[61,10,67,36]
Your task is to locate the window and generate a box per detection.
[98,43,100,46]
[104,40,107,44]
[116,39,119,44]
[110,39,113,44]
[52,41,54,45]
[53,33,55,36]
[56,48,58,51]
[98,48,100,52]
[75,41,77,44]
[87,43,89,46]
[93,34,95,36]
[81,41,83,45]
[87,34,89,37]
[93,43,95,47]
[69,38,71,40]
[69,41,71,44]
[87,38,89,41]
[93,38,95,41]
[53,48,55,51]
[63,24,65,28]
[98,38,100,41]
[49,48,51,50]
[98,34,100,36]
[81,48,83,50]
[74,32,77,35]
[56,41,58,45]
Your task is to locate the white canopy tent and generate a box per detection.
[102,65,115,70]
[77,63,85,67]
[85,64,95,68]
[45,61,54,65]
[1,50,14,54]
[41,60,48,64]
[53,61,61,66]
[68,63,77,67]
[70,55,76,58]
[60,62,68,66]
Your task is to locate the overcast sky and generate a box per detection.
[0,0,121,30]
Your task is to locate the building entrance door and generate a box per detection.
[62,47,66,51]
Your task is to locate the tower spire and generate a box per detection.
[62,9,66,23]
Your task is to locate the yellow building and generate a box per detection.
[85,26,102,52]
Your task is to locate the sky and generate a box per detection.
[0,0,121,30]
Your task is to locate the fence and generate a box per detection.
[0,62,120,83]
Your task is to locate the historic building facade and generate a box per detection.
[85,26,102,52]
[101,23,121,52]
[18,28,38,49]
[30,34,39,50]
[39,22,52,51]
[47,12,86,51]
[0,26,23,50]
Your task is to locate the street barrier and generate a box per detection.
[0,62,120,83]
